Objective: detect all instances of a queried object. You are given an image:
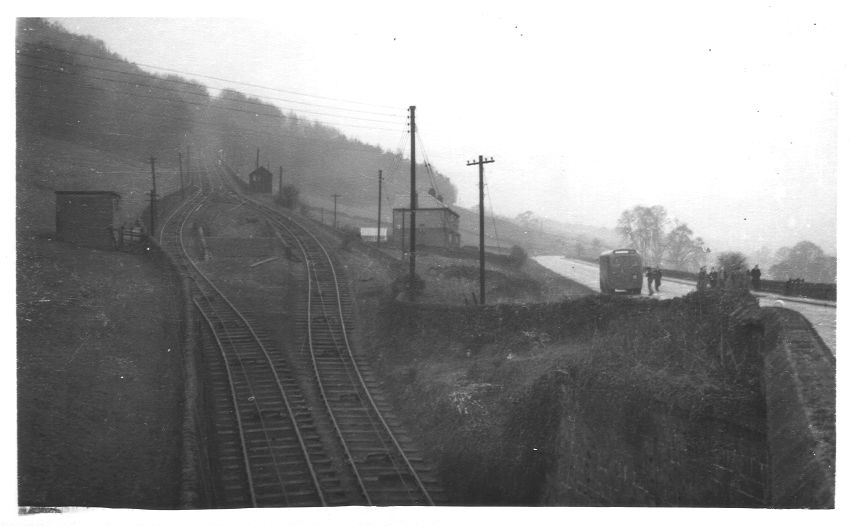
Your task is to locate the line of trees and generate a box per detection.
[615,205,836,283]
[769,241,836,283]
[615,205,709,272]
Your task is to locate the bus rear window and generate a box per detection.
[612,255,641,269]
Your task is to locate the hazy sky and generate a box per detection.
[51,2,839,254]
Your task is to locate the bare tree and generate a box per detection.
[663,222,708,271]
[616,205,668,265]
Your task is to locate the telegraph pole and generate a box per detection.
[409,105,417,283]
[149,156,158,236]
[178,152,185,199]
[376,169,383,246]
[467,155,495,304]
[332,193,341,229]
[186,145,191,186]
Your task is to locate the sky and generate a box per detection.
[44,2,841,255]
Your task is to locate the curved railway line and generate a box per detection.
[157,157,442,507]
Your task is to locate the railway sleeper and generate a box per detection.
[365,472,421,487]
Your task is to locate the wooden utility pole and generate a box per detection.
[376,169,383,246]
[409,105,417,283]
[332,193,341,229]
[178,152,185,199]
[401,211,405,253]
[149,156,158,236]
[467,155,495,304]
[278,166,283,198]
[186,145,191,186]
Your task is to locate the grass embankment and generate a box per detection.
[348,251,763,505]
[341,244,593,305]
[17,235,185,508]
[16,133,187,507]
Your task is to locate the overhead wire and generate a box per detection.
[17,40,462,210]
[16,62,403,132]
[16,51,402,124]
[485,181,502,251]
[20,88,404,159]
[18,42,401,112]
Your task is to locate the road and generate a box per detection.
[535,256,835,354]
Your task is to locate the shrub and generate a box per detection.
[339,224,360,250]
[275,184,299,209]
[508,245,528,267]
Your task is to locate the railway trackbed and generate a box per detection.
[156,159,443,507]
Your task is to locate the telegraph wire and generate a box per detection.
[15,52,401,123]
[18,42,401,112]
[16,62,402,130]
[20,88,404,157]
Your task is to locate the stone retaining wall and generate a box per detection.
[760,307,835,508]
[547,381,767,506]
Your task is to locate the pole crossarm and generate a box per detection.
[466,157,495,167]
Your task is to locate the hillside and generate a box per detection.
[16,18,456,218]
[17,17,620,257]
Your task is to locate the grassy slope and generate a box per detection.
[16,134,185,507]
[342,233,764,504]
[17,237,184,507]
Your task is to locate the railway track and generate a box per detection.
[157,161,348,507]
[212,164,443,505]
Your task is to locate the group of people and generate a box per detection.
[696,264,761,292]
[645,267,663,295]
[784,277,805,296]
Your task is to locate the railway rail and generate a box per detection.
[156,156,442,506]
[211,163,442,505]
[157,160,346,507]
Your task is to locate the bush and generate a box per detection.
[508,245,528,267]
[275,184,299,209]
[339,224,361,250]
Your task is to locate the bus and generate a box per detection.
[599,248,643,294]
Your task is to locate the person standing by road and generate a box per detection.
[654,267,662,291]
[645,267,655,295]
[709,266,718,289]
[751,265,762,291]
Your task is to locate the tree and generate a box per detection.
[516,211,537,230]
[616,205,668,265]
[663,222,709,271]
[508,245,528,267]
[769,241,835,282]
[574,242,585,257]
[591,238,602,251]
[716,251,748,274]
[750,245,774,268]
